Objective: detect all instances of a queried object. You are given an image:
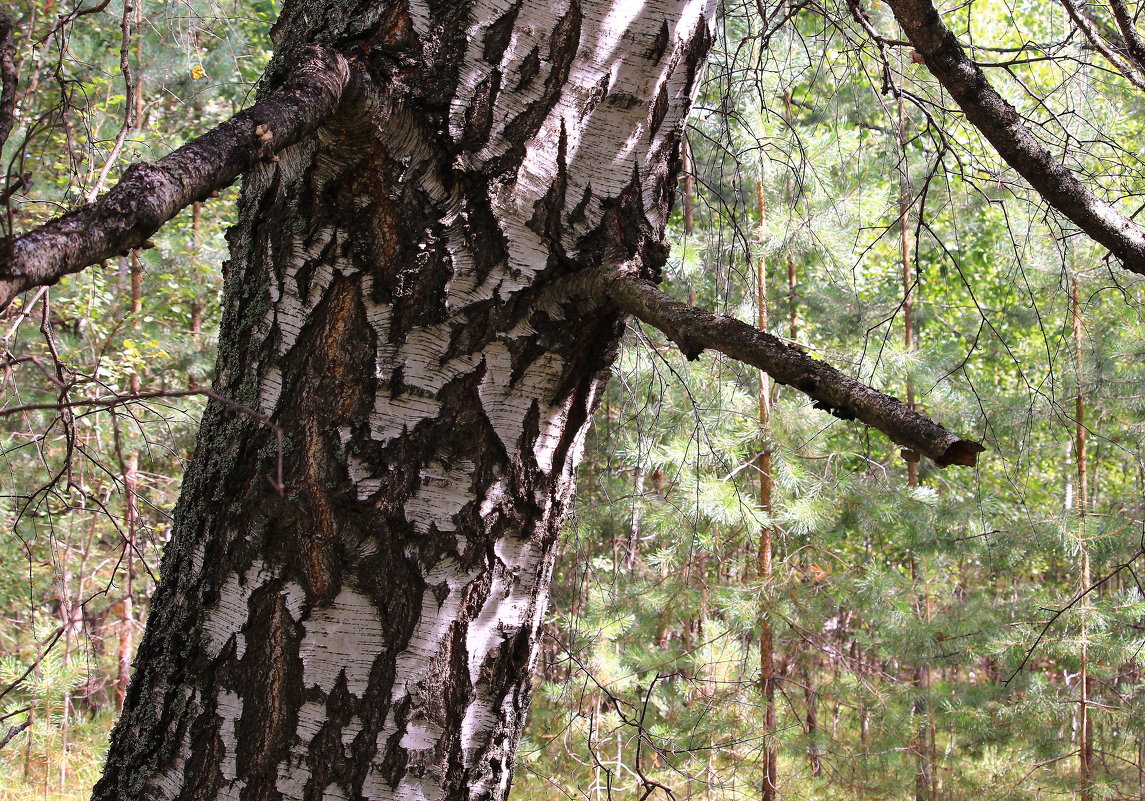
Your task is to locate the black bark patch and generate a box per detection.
[648,81,669,140]
[294,229,339,304]
[525,120,569,252]
[414,0,473,111]
[579,71,610,118]
[515,46,540,91]
[568,183,592,227]
[179,697,227,800]
[606,91,643,110]
[548,305,624,406]
[457,174,510,287]
[372,0,420,56]
[483,0,522,63]
[680,14,712,97]
[461,71,502,151]
[487,1,582,179]
[598,163,651,262]
[646,19,670,63]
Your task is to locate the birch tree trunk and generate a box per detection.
[91,0,714,799]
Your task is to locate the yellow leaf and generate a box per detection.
[191,64,205,81]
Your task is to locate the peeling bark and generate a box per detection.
[93,1,716,799]
[885,0,1145,274]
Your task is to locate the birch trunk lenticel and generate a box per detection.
[93,0,716,799]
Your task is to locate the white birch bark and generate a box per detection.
[94,1,715,799]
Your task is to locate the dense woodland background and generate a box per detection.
[2,0,1145,798]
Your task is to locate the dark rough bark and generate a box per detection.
[1109,0,1145,76]
[92,1,715,799]
[886,0,1145,274]
[599,267,984,467]
[0,45,350,308]
[0,13,15,155]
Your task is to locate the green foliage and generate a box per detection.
[3,0,1145,798]
[0,0,268,793]
[517,1,1145,799]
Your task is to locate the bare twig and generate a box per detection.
[0,386,286,493]
[1006,546,1145,682]
[85,0,138,201]
[0,718,30,751]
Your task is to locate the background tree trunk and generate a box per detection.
[91,0,715,799]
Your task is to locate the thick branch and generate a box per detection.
[885,0,1145,274]
[599,268,984,468]
[0,45,350,309]
[0,13,15,153]
[1109,0,1145,75]
[1057,0,1145,92]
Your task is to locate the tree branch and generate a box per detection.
[885,0,1145,274]
[0,718,30,752]
[1109,0,1145,75]
[0,13,16,154]
[598,267,985,468]
[0,44,351,309]
[1057,0,1145,91]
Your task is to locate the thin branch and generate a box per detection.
[0,625,64,704]
[0,387,286,492]
[36,0,113,46]
[597,266,984,468]
[1005,546,1145,682]
[1057,0,1145,91]
[0,718,30,751]
[85,0,138,201]
[0,44,352,309]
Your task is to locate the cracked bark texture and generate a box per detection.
[92,0,714,799]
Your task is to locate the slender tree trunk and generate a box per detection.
[116,7,146,707]
[682,139,694,237]
[756,179,779,801]
[682,140,696,305]
[898,95,935,801]
[783,91,797,345]
[116,251,143,712]
[1073,274,1094,801]
[93,1,715,799]
[802,661,820,776]
[628,464,644,569]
